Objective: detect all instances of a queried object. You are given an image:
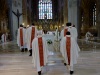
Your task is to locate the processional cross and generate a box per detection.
[12,9,23,27]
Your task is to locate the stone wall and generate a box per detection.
[96,0,100,37]
[12,0,23,40]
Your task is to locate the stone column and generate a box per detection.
[1,21,3,32]
[63,0,68,26]
[68,0,80,37]
[22,0,27,26]
[81,11,90,34]
[96,0,100,38]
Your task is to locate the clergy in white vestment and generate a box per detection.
[60,23,78,41]
[32,31,48,75]
[60,23,71,40]
[60,23,72,52]
[60,31,80,74]
[1,33,7,43]
[17,24,26,52]
[26,23,37,56]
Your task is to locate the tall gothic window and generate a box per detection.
[93,4,96,26]
[38,0,52,19]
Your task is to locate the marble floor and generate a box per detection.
[0,40,100,75]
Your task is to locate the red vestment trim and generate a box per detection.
[64,29,68,36]
[38,37,44,66]
[66,37,71,65]
[20,28,23,46]
[30,27,35,48]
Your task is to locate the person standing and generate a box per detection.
[32,31,48,75]
[1,32,7,43]
[26,23,37,56]
[60,22,72,53]
[60,31,80,74]
[17,24,26,52]
[23,27,28,52]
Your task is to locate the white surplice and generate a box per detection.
[32,36,48,72]
[17,27,26,49]
[60,35,80,67]
[60,27,70,52]
[60,26,78,40]
[69,27,78,41]
[26,26,37,50]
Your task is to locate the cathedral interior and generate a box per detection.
[0,0,100,75]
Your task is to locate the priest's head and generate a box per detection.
[66,31,70,35]
[66,22,71,27]
[20,24,23,27]
[32,23,35,26]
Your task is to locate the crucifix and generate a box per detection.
[12,9,23,28]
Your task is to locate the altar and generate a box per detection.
[43,34,54,42]
[43,34,55,51]
[43,33,60,52]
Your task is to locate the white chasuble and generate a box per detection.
[60,36,80,66]
[17,27,25,49]
[60,27,70,40]
[26,26,37,50]
[32,36,48,72]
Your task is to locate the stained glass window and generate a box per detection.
[39,0,52,19]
